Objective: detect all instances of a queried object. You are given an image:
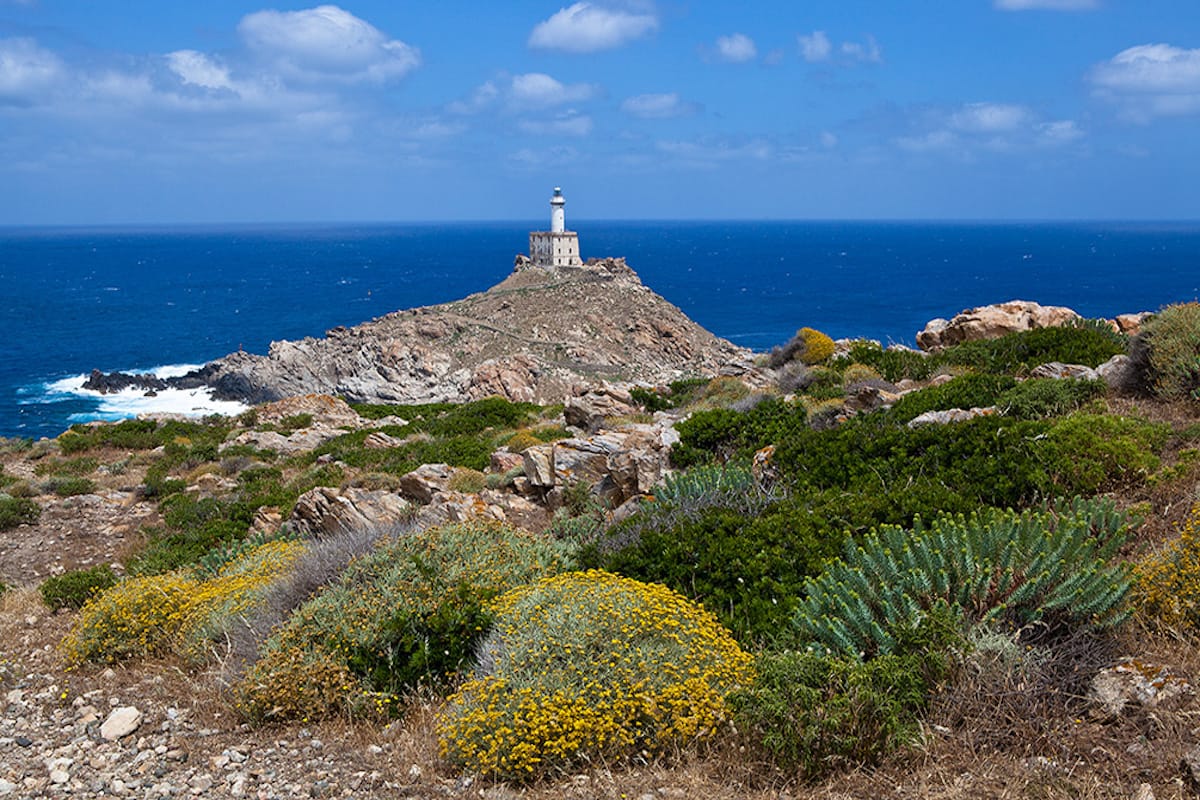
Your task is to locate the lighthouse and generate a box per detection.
[529,187,582,267]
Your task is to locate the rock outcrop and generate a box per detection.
[916,300,1081,351]
[106,259,748,407]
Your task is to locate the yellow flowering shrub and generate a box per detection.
[237,521,572,722]
[798,327,836,365]
[62,540,301,665]
[1135,503,1200,630]
[438,570,753,779]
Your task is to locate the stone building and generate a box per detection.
[528,187,582,267]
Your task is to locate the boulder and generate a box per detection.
[523,445,556,488]
[397,463,455,503]
[489,450,525,474]
[289,487,412,538]
[553,439,614,486]
[1096,354,1133,390]
[1029,362,1100,381]
[564,385,640,432]
[916,301,1080,351]
[1115,312,1153,335]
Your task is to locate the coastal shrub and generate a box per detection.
[0,467,13,490]
[1040,413,1166,494]
[940,321,1127,374]
[502,430,542,453]
[774,412,1165,510]
[437,570,753,779]
[40,565,118,611]
[33,456,98,477]
[447,468,487,494]
[238,521,572,721]
[841,363,885,387]
[791,500,1133,659]
[63,540,301,665]
[886,374,1017,424]
[671,397,807,468]
[313,428,493,474]
[995,377,1107,420]
[351,396,543,435]
[0,436,32,455]
[1134,503,1200,632]
[0,496,40,530]
[838,341,938,383]
[58,418,230,455]
[769,327,836,368]
[41,475,96,497]
[731,613,955,776]
[1136,302,1200,400]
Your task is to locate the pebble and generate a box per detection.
[100,706,142,740]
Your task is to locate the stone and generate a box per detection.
[564,386,640,432]
[1115,312,1153,335]
[523,445,556,488]
[254,394,362,428]
[288,487,412,538]
[552,440,613,485]
[100,706,142,740]
[1096,354,1133,390]
[362,431,404,449]
[397,463,454,503]
[1029,362,1100,381]
[489,450,525,474]
[1090,659,1192,718]
[1132,783,1154,800]
[907,407,997,427]
[916,300,1080,351]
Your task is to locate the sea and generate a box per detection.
[2,220,1198,441]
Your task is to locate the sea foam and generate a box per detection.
[33,365,248,423]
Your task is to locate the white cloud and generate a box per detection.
[237,4,420,83]
[994,0,1098,9]
[820,130,838,148]
[528,2,658,53]
[1090,43,1200,120]
[950,102,1031,132]
[798,31,881,65]
[656,137,772,166]
[841,36,882,64]
[895,129,960,153]
[518,110,594,136]
[166,50,236,92]
[798,31,832,63]
[715,33,757,63]
[620,92,698,119]
[0,37,64,105]
[446,80,500,115]
[510,72,596,109]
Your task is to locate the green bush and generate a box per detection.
[0,496,40,530]
[887,374,1017,424]
[671,397,807,468]
[437,570,753,779]
[1138,303,1200,400]
[1040,413,1166,494]
[59,418,231,455]
[731,615,954,776]
[941,321,1127,374]
[238,521,573,721]
[995,377,1107,419]
[588,486,849,644]
[837,341,939,383]
[39,565,118,611]
[42,475,97,497]
[791,500,1133,659]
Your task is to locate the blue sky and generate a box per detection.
[1,0,1198,223]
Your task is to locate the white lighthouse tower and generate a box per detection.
[529,187,582,267]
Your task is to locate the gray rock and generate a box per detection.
[288,487,411,538]
[397,463,454,503]
[523,445,555,488]
[907,407,997,427]
[1029,362,1100,381]
[1096,354,1133,390]
[100,706,142,740]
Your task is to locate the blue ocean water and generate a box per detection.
[2,220,1199,440]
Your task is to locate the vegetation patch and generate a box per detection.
[40,565,118,611]
[438,570,753,779]
[1135,503,1200,632]
[238,521,572,721]
[0,496,40,530]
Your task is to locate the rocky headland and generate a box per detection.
[84,258,750,406]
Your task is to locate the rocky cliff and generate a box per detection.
[88,258,750,406]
